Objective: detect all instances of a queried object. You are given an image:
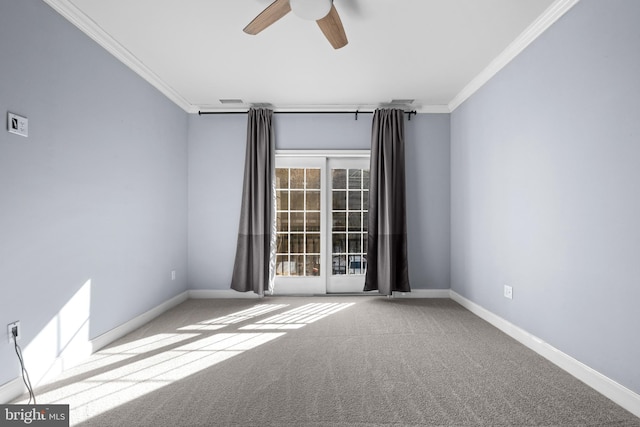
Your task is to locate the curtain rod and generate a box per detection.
[197,110,418,120]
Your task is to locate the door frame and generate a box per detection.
[272,150,370,295]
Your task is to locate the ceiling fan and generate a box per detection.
[243,0,348,49]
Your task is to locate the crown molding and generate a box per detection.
[448,0,581,112]
[43,0,577,116]
[195,104,451,114]
[43,0,193,112]
[414,105,451,114]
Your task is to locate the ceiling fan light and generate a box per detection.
[290,0,332,21]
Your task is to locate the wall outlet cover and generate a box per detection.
[504,285,513,300]
[7,321,20,343]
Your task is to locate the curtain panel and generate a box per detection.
[230,108,276,295]
[364,109,411,295]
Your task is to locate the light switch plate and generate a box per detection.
[8,112,28,137]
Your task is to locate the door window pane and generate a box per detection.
[332,169,346,189]
[292,255,304,275]
[276,190,289,210]
[276,169,289,189]
[306,191,320,210]
[332,212,346,232]
[348,212,361,231]
[290,234,304,253]
[290,191,305,210]
[332,191,346,210]
[348,233,362,252]
[306,234,320,253]
[332,233,346,253]
[306,255,320,276]
[290,212,304,232]
[332,255,347,275]
[290,169,305,188]
[307,169,321,189]
[348,191,361,210]
[348,169,362,189]
[307,212,320,232]
[277,212,289,232]
[277,234,289,253]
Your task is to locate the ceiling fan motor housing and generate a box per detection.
[290,0,332,20]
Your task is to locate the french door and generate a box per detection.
[273,152,369,295]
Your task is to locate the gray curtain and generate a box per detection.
[364,109,411,295]
[230,108,276,296]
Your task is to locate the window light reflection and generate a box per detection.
[177,304,289,331]
[240,303,355,330]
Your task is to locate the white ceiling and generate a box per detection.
[44,0,578,113]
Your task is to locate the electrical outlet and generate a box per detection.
[7,321,20,343]
[504,285,513,300]
[171,270,176,281]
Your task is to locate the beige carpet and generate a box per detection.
[17,296,640,426]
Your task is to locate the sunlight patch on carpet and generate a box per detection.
[21,302,357,426]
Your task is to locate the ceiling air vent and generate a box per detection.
[219,99,244,104]
[390,99,414,104]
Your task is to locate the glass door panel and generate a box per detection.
[273,157,326,294]
[326,158,370,293]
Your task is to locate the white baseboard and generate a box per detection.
[91,291,189,352]
[393,289,451,298]
[187,288,451,299]
[450,290,640,419]
[188,289,262,299]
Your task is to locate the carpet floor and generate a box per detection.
[17,296,640,426]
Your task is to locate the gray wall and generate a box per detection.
[187,113,450,291]
[0,0,188,387]
[450,0,640,394]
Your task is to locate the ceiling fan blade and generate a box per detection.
[316,4,348,49]
[243,0,292,35]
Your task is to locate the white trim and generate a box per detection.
[450,290,640,418]
[42,0,194,113]
[276,150,370,158]
[90,291,189,352]
[414,105,451,114]
[392,289,451,298]
[201,105,452,114]
[0,378,25,405]
[448,0,581,112]
[188,289,262,299]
